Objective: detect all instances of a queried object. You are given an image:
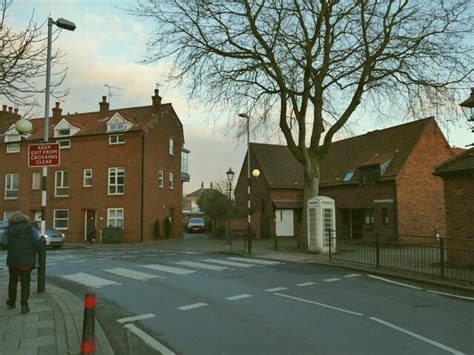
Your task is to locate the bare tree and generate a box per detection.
[131,0,473,247]
[0,0,69,109]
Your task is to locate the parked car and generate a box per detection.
[0,220,65,249]
[187,217,205,233]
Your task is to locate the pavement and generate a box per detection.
[0,234,472,355]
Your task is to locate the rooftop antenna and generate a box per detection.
[104,84,124,105]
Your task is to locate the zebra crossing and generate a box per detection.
[58,256,282,288]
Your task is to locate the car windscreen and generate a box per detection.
[189,218,204,223]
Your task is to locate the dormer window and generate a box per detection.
[361,165,380,186]
[109,123,125,132]
[57,128,70,137]
[53,119,80,138]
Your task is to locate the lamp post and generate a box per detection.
[460,88,474,147]
[16,17,76,293]
[226,167,235,246]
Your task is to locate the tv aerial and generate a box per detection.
[104,84,124,104]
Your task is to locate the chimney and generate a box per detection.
[152,89,162,111]
[99,96,109,118]
[52,102,63,123]
[201,181,204,189]
[210,182,213,189]
[2,105,6,112]
[8,106,13,112]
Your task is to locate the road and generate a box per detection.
[6,234,473,354]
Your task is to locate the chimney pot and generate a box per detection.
[55,102,60,108]
[8,106,13,112]
[102,96,107,103]
[2,105,6,111]
[152,89,162,111]
[14,108,18,114]
[99,96,110,118]
[52,101,63,122]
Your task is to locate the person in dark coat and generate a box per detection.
[3,212,41,314]
[86,217,96,244]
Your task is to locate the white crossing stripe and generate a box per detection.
[202,259,255,268]
[173,261,228,271]
[61,272,120,288]
[297,282,317,287]
[179,303,208,311]
[265,287,287,292]
[344,273,361,278]
[124,323,175,355]
[323,278,340,282]
[368,275,422,290]
[102,268,161,281]
[226,294,252,301]
[227,257,281,265]
[70,260,87,263]
[117,313,156,324]
[140,264,196,275]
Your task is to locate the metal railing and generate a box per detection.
[329,230,474,283]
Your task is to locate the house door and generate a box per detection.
[85,210,96,241]
[275,209,294,237]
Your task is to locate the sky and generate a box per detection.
[4,0,473,194]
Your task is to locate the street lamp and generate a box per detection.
[226,167,235,245]
[459,88,474,147]
[16,16,76,293]
[238,112,253,253]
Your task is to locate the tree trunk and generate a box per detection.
[299,165,320,249]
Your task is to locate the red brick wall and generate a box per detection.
[442,175,474,239]
[396,119,453,242]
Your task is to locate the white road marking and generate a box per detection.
[370,317,463,355]
[182,251,200,255]
[98,258,111,261]
[70,260,87,263]
[102,268,161,281]
[144,254,159,257]
[323,278,340,282]
[344,273,361,278]
[46,262,57,266]
[297,282,317,287]
[122,255,135,258]
[61,273,120,288]
[202,259,255,268]
[227,257,281,265]
[178,303,208,311]
[274,293,364,316]
[124,323,175,355]
[226,294,252,301]
[117,313,156,324]
[368,275,422,290]
[427,289,474,301]
[173,261,228,271]
[265,287,288,293]
[140,264,196,275]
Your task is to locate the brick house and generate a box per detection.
[0,89,189,243]
[433,148,474,265]
[234,117,458,242]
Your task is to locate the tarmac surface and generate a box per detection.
[0,234,472,354]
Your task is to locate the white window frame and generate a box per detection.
[53,209,69,230]
[168,171,174,189]
[6,144,20,154]
[56,128,71,137]
[32,171,41,190]
[109,123,125,132]
[109,134,125,145]
[57,139,71,149]
[169,137,175,156]
[107,208,124,228]
[83,169,92,187]
[4,173,19,199]
[108,167,125,195]
[55,170,70,197]
[158,170,164,188]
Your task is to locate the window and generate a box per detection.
[158,170,164,188]
[109,134,125,144]
[108,167,125,195]
[5,173,19,199]
[57,129,70,137]
[361,165,380,185]
[168,172,174,189]
[6,144,20,154]
[5,133,20,143]
[109,123,125,132]
[83,169,92,187]
[364,208,375,225]
[57,140,71,149]
[32,171,41,190]
[107,208,124,227]
[53,209,69,229]
[169,137,175,155]
[382,207,389,225]
[55,170,70,196]
[343,170,355,182]
[181,150,189,173]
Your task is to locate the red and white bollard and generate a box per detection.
[81,293,96,354]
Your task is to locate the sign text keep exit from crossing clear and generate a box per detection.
[28,143,60,167]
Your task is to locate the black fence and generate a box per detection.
[329,231,474,283]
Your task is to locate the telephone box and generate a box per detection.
[307,196,336,253]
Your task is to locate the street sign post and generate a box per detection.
[28,143,60,167]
